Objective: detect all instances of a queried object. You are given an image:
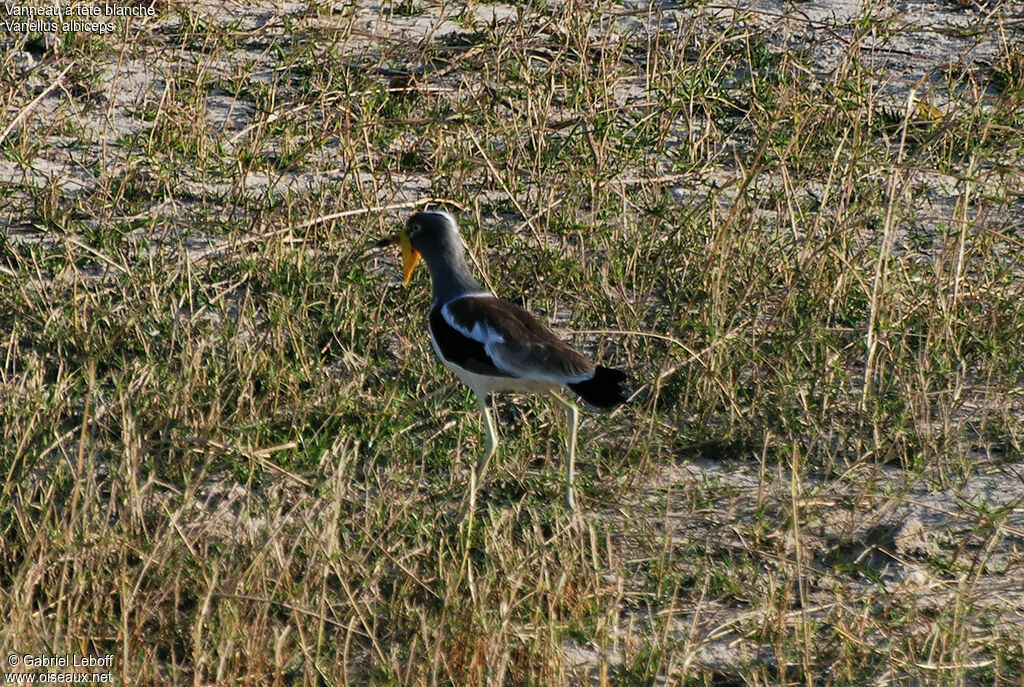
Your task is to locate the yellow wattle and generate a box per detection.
[400,232,420,286]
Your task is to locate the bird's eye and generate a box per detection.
[409,222,421,235]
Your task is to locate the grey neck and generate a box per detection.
[423,242,485,305]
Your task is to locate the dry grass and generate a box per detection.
[1,0,1023,684]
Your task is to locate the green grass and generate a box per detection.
[1,0,1023,685]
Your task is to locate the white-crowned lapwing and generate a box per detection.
[380,211,627,510]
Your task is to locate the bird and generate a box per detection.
[379,210,627,511]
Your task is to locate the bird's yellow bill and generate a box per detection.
[399,231,420,286]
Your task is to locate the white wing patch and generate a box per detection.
[471,319,505,345]
[441,299,505,346]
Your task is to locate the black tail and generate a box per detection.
[568,365,629,409]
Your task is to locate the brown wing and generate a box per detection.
[442,296,596,383]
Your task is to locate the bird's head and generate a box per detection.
[378,211,461,285]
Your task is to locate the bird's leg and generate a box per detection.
[468,392,499,513]
[550,393,579,511]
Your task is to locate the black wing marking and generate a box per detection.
[429,303,514,377]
